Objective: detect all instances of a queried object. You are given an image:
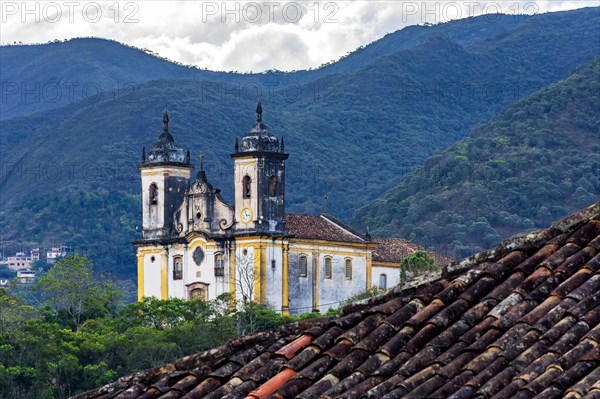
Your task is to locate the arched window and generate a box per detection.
[214,253,224,276]
[173,256,183,280]
[324,257,332,279]
[299,255,308,277]
[344,259,352,280]
[149,183,158,205]
[379,274,387,289]
[242,175,251,199]
[269,175,277,197]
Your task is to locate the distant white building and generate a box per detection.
[46,247,67,263]
[16,269,36,283]
[31,248,41,261]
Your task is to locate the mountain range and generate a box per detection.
[1,7,598,276]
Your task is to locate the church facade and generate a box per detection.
[134,103,446,315]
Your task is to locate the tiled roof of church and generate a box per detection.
[285,213,368,243]
[74,201,600,399]
[372,237,454,266]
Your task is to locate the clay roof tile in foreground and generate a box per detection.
[73,201,600,399]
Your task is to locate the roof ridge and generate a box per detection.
[444,200,600,277]
[320,213,367,242]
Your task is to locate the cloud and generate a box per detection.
[1,1,598,72]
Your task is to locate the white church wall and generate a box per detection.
[143,253,162,299]
[287,250,314,315]
[286,243,369,315]
[264,245,283,310]
[317,251,367,314]
[372,265,400,290]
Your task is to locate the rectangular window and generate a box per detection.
[214,254,225,276]
[173,256,183,280]
[345,259,352,280]
[324,257,332,279]
[299,255,307,277]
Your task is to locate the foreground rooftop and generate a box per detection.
[74,201,600,399]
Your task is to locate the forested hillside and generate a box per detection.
[352,57,600,258]
[1,7,598,276]
[0,10,544,119]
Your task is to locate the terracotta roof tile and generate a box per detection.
[284,214,366,243]
[73,201,600,399]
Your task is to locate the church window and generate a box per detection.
[214,254,224,276]
[243,175,251,199]
[269,175,277,197]
[299,255,307,277]
[193,247,205,265]
[344,259,352,280]
[379,274,387,289]
[324,257,332,279]
[149,183,158,205]
[173,256,183,280]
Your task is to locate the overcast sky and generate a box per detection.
[1,1,598,72]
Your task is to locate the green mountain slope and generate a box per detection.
[352,57,600,258]
[0,8,594,119]
[0,10,533,119]
[1,8,598,277]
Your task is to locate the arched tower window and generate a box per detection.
[173,256,183,280]
[269,175,277,197]
[149,183,158,205]
[299,255,307,277]
[242,176,251,199]
[324,257,332,279]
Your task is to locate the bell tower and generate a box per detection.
[139,111,193,240]
[231,101,289,233]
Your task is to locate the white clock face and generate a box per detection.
[241,208,253,223]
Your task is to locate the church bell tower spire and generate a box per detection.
[231,101,289,233]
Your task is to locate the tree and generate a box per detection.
[31,259,51,272]
[34,255,122,327]
[400,251,438,282]
[0,288,37,335]
[232,253,255,304]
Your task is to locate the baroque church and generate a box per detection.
[135,102,448,315]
